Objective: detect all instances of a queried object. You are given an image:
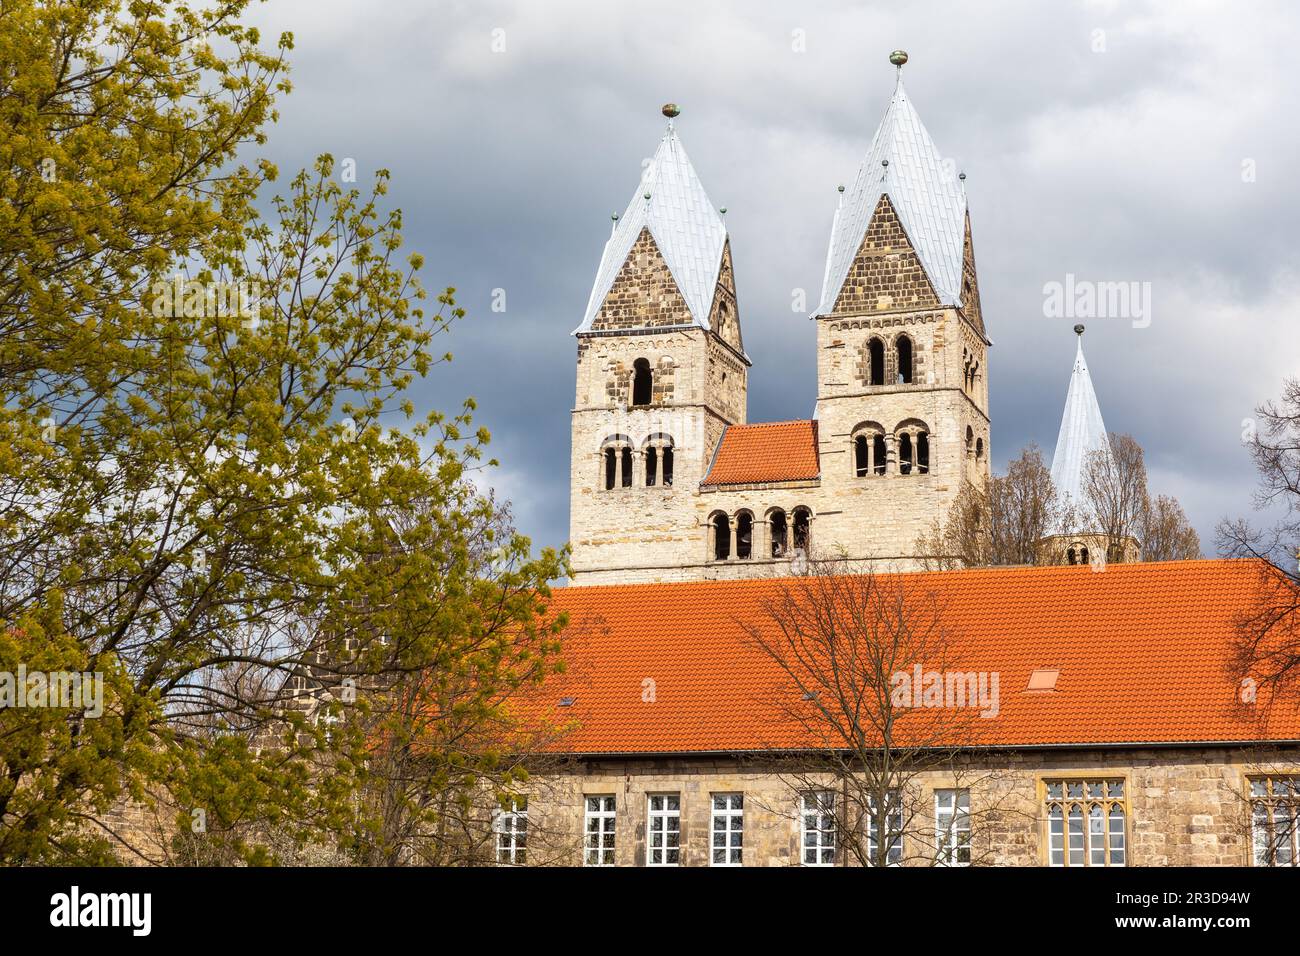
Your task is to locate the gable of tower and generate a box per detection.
[707,239,744,354]
[592,227,692,331]
[959,213,986,338]
[831,195,943,316]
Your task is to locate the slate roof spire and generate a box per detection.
[814,51,968,316]
[1050,325,1111,515]
[574,105,728,334]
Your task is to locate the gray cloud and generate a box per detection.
[246,0,1300,557]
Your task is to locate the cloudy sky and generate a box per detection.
[244,0,1300,561]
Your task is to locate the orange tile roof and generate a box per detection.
[531,560,1300,755]
[701,420,820,486]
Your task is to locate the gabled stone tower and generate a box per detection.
[568,54,993,585]
[809,50,992,563]
[569,106,750,581]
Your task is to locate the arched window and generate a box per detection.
[854,435,869,477]
[735,512,753,560]
[711,512,731,561]
[645,446,657,487]
[1080,546,1090,565]
[662,446,674,486]
[975,437,984,462]
[621,446,633,487]
[632,357,652,406]
[868,338,885,386]
[898,433,914,476]
[873,434,887,475]
[604,448,616,490]
[917,432,930,474]
[895,335,913,385]
[769,509,788,558]
[1067,547,1078,565]
[965,426,974,459]
[792,507,811,553]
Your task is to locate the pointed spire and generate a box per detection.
[1050,325,1111,518]
[813,51,968,317]
[574,105,728,335]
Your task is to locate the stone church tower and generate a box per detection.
[569,53,992,585]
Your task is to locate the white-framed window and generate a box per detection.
[935,789,971,866]
[801,790,836,866]
[867,790,903,866]
[494,796,528,865]
[584,795,616,866]
[647,793,681,866]
[1045,779,1126,867]
[711,793,744,866]
[1251,776,1299,867]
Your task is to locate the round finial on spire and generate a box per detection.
[881,159,889,167]
[837,184,845,193]
[959,171,967,181]
[661,103,680,119]
[719,207,727,215]
[889,50,908,67]
[643,192,651,201]
[1074,324,1086,336]
[611,213,619,221]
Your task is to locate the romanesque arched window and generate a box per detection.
[645,445,657,487]
[601,435,633,491]
[632,357,652,406]
[868,337,885,386]
[965,425,974,460]
[662,446,674,486]
[895,419,930,478]
[769,509,788,558]
[710,512,731,561]
[852,421,886,478]
[917,431,930,474]
[643,433,674,488]
[873,434,887,475]
[895,334,914,385]
[792,507,811,554]
[735,511,753,560]
[975,437,984,463]
[854,435,869,477]
[898,432,914,475]
[604,447,616,490]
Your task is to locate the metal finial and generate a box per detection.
[719,207,727,215]
[1074,324,1085,336]
[881,159,889,167]
[611,213,619,221]
[661,103,680,119]
[837,184,845,193]
[889,50,908,67]
[643,192,651,201]
[959,171,967,181]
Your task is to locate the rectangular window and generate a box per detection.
[1044,778,1126,867]
[801,791,837,866]
[935,789,971,866]
[584,795,616,867]
[867,790,903,866]
[1251,776,1299,867]
[647,793,681,866]
[711,793,744,866]
[494,796,528,865]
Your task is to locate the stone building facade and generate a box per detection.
[569,58,991,585]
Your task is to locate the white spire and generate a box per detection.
[1050,328,1110,517]
[813,59,967,317]
[574,118,727,334]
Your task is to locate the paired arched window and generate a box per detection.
[894,419,931,477]
[1067,543,1090,566]
[895,334,914,385]
[600,434,633,491]
[632,357,652,406]
[643,433,675,488]
[852,422,888,478]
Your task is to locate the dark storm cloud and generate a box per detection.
[246,0,1300,556]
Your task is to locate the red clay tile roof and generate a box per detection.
[701,420,820,486]
[533,560,1300,755]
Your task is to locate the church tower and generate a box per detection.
[810,51,992,565]
[568,105,749,582]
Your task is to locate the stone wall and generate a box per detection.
[519,747,1297,866]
